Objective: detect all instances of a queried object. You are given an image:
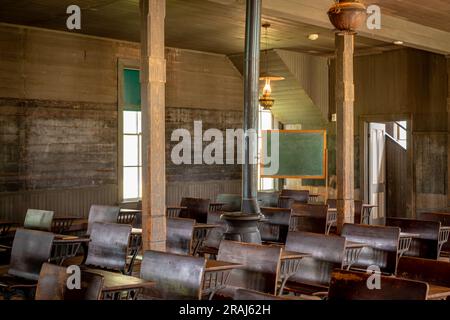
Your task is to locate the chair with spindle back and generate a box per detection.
[290,203,332,234]
[214,240,282,299]
[284,231,346,295]
[328,269,428,300]
[341,223,400,275]
[117,212,137,225]
[386,218,441,259]
[179,198,210,224]
[139,250,206,300]
[259,207,292,244]
[35,263,104,300]
[0,229,55,299]
[86,205,120,236]
[166,217,195,255]
[280,189,309,204]
[417,212,450,257]
[24,209,54,232]
[84,222,131,274]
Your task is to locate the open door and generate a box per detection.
[368,123,386,223]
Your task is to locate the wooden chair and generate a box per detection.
[259,207,291,244]
[179,197,210,224]
[166,217,195,255]
[35,263,67,300]
[35,263,104,300]
[328,269,428,300]
[23,209,54,232]
[354,200,363,224]
[386,217,441,259]
[277,196,295,209]
[139,250,206,300]
[215,240,282,298]
[326,199,336,209]
[290,203,331,234]
[257,191,279,207]
[216,194,241,212]
[0,229,55,299]
[280,189,309,204]
[418,212,450,256]
[86,205,120,235]
[85,222,131,273]
[199,211,227,258]
[284,231,346,295]
[397,256,450,294]
[341,223,400,275]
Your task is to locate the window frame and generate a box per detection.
[118,59,142,203]
[257,108,275,191]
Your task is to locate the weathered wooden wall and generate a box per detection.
[0,25,243,221]
[329,48,448,216]
[386,135,407,217]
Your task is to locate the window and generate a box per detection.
[258,108,275,191]
[121,68,142,201]
[393,121,407,149]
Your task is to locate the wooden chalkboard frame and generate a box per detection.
[260,129,327,179]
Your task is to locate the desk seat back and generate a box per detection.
[24,209,54,232]
[290,203,329,234]
[386,218,440,259]
[341,223,400,275]
[87,205,120,235]
[398,256,450,288]
[277,197,295,209]
[36,263,104,300]
[179,197,210,224]
[259,207,291,243]
[328,269,428,300]
[9,228,55,281]
[285,231,345,286]
[280,189,309,204]
[166,217,195,255]
[257,191,279,207]
[217,240,281,295]
[418,212,450,252]
[203,211,227,249]
[86,222,131,272]
[140,250,206,299]
[216,194,241,212]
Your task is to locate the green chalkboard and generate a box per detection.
[261,130,327,179]
[123,69,141,111]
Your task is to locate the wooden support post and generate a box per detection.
[447,56,450,207]
[140,0,166,251]
[335,32,355,232]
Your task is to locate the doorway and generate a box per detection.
[361,117,412,224]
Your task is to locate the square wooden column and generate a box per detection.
[447,56,450,207]
[335,32,355,232]
[140,0,166,251]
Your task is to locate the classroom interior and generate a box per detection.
[0,0,450,301]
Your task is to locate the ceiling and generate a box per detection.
[373,0,450,33]
[0,0,401,55]
[230,50,327,127]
